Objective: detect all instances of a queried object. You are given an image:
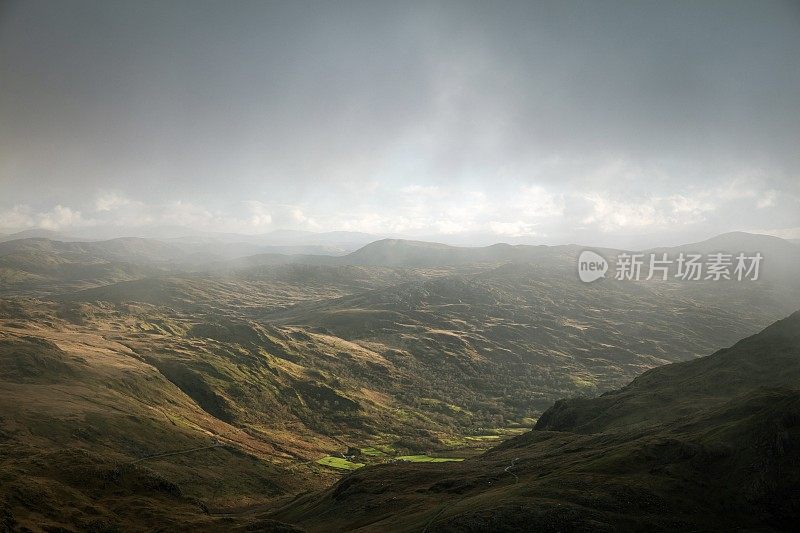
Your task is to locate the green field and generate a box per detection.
[316,456,365,470]
[359,446,387,457]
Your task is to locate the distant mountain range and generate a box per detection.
[4,226,796,253]
[230,232,800,286]
[0,227,382,253]
[2,231,799,295]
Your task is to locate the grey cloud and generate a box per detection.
[1,0,798,243]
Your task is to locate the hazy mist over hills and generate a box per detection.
[2,1,799,531]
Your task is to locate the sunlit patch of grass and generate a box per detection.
[360,446,386,457]
[316,456,364,470]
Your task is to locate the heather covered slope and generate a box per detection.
[275,311,800,532]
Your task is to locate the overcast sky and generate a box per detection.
[1,0,799,247]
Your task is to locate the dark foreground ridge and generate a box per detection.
[272,311,800,532]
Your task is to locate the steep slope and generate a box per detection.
[275,311,800,531]
[0,328,314,531]
[535,309,800,433]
